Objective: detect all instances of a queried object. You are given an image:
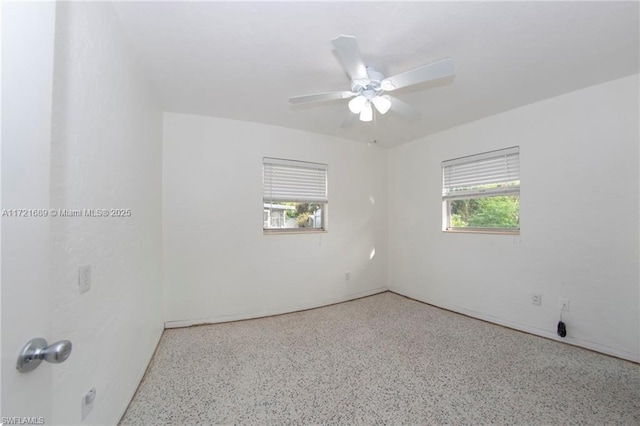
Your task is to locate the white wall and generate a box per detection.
[48,2,163,424]
[388,75,640,362]
[163,113,387,326]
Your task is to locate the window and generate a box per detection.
[442,146,520,233]
[263,158,328,232]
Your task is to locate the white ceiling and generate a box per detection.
[112,1,639,148]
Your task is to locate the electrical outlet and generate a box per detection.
[532,294,542,306]
[81,387,96,420]
[559,298,570,311]
[345,271,350,281]
[78,265,91,294]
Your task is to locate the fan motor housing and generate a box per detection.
[351,66,385,97]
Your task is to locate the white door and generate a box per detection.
[1,1,57,421]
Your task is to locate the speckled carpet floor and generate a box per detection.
[120,292,639,425]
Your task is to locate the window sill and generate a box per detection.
[263,229,327,236]
[443,229,520,236]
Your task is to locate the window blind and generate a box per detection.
[442,146,519,199]
[263,158,328,203]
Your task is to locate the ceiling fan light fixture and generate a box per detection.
[359,102,373,122]
[348,95,368,114]
[372,95,392,114]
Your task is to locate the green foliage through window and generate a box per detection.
[283,202,322,228]
[450,195,519,229]
[264,202,323,229]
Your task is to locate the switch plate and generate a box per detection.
[81,387,96,420]
[345,271,350,281]
[559,298,570,311]
[78,265,91,294]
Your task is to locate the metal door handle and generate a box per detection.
[17,337,72,373]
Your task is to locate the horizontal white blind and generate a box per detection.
[263,158,328,203]
[443,147,519,198]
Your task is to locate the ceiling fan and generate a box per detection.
[289,35,455,123]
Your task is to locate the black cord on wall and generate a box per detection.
[557,309,567,338]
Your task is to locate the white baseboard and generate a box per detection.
[164,287,389,329]
[390,289,640,364]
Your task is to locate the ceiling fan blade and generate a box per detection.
[388,96,420,120]
[381,58,454,91]
[289,91,354,105]
[331,35,369,81]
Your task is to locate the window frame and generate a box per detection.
[262,157,328,234]
[442,147,520,235]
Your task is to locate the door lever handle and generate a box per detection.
[17,337,72,373]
